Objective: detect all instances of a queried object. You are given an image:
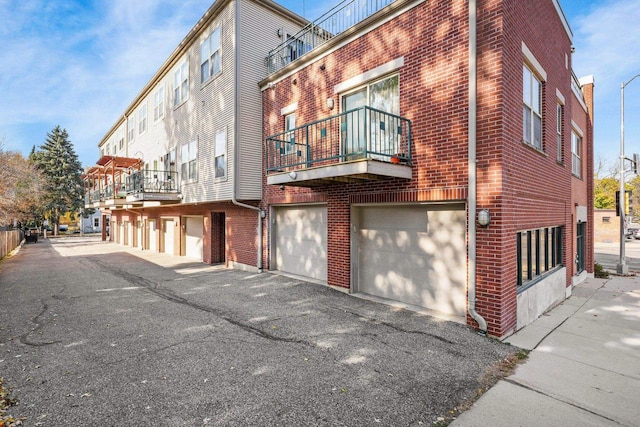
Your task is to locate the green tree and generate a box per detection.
[594,177,618,209]
[31,126,83,234]
[0,140,44,226]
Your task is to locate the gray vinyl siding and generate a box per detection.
[186,2,236,203]
[94,0,305,205]
[236,0,304,200]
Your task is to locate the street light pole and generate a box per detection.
[617,74,640,275]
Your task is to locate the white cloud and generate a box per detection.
[0,0,212,164]
[572,0,640,94]
[571,0,640,161]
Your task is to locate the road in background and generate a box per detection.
[596,240,640,272]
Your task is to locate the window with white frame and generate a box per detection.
[174,60,189,106]
[523,65,542,150]
[138,104,147,135]
[215,130,226,178]
[181,140,198,182]
[556,103,563,163]
[572,130,581,177]
[118,137,124,151]
[341,74,400,159]
[153,85,165,121]
[201,28,221,84]
[128,116,135,143]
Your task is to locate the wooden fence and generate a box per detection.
[0,230,24,260]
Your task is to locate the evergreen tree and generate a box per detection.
[32,126,83,232]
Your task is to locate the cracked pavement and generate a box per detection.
[0,237,517,426]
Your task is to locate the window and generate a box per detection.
[283,113,296,155]
[118,138,124,151]
[174,60,189,106]
[138,104,147,135]
[603,217,611,224]
[556,103,563,163]
[523,65,542,149]
[128,116,135,143]
[286,34,304,61]
[201,28,221,84]
[517,226,563,288]
[164,150,177,189]
[181,140,198,182]
[341,74,400,159]
[94,217,100,228]
[154,85,165,121]
[572,131,581,177]
[215,130,226,178]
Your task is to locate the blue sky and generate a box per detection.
[1,0,639,174]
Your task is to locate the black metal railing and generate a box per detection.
[266,106,411,173]
[267,0,397,74]
[126,170,179,193]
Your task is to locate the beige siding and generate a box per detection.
[237,0,305,200]
[184,2,236,203]
[93,0,305,205]
[126,79,171,166]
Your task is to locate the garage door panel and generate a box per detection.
[275,206,327,281]
[185,217,203,260]
[163,220,174,255]
[357,206,466,316]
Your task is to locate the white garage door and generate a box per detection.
[149,220,158,252]
[185,217,204,260]
[163,219,175,255]
[148,220,158,252]
[356,204,466,316]
[274,205,327,282]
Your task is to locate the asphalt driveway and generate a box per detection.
[0,237,517,426]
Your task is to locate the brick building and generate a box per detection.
[260,0,594,337]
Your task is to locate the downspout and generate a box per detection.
[468,0,487,335]
[232,0,264,272]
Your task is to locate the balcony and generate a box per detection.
[266,106,412,187]
[125,170,181,203]
[267,0,397,74]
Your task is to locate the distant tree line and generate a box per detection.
[0,126,84,234]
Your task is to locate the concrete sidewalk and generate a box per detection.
[452,275,640,426]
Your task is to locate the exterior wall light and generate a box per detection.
[288,171,297,180]
[327,98,334,110]
[478,209,491,227]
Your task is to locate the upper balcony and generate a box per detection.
[83,156,181,209]
[125,170,181,203]
[267,0,397,75]
[265,106,412,187]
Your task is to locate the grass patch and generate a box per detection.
[594,262,609,279]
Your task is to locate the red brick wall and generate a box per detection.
[262,0,472,286]
[108,201,259,268]
[261,0,589,336]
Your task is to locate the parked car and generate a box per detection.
[634,229,640,240]
[58,224,68,232]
